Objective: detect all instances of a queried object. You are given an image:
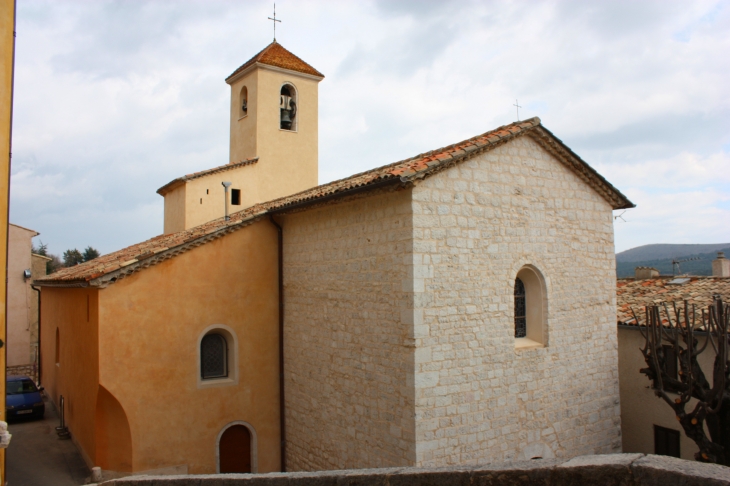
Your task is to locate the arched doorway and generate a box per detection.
[218,423,253,473]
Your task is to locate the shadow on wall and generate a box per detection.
[95,385,132,472]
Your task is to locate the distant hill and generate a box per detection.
[616,244,730,278]
[616,243,730,263]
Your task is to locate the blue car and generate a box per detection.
[6,375,45,420]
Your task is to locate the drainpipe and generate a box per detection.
[221,181,232,221]
[31,284,41,385]
[268,215,285,472]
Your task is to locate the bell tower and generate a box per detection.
[225,42,324,202]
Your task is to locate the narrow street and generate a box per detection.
[6,401,90,486]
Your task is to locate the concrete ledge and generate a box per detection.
[100,454,730,486]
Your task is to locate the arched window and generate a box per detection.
[514,265,547,347]
[201,333,228,379]
[279,83,297,131]
[514,278,526,338]
[197,325,239,388]
[239,86,248,118]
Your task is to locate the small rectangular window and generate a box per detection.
[231,189,241,206]
[654,425,680,458]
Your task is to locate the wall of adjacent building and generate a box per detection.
[7,224,38,367]
[410,135,622,465]
[618,327,715,460]
[96,219,281,474]
[281,189,417,471]
[29,253,49,368]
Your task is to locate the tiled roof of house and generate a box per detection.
[156,158,258,196]
[36,117,633,287]
[225,42,324,82]
[616,276,730,326]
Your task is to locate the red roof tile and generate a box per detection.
[616,276,730,326]
[36,117,633,287]
[226,42,324,83]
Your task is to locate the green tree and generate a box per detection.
[62,248,84,267]
[33,240,61,274]
[32,241,48,256]
[46,255,63,274]
[83,246,100,262]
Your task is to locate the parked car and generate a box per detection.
[6,375,44,420]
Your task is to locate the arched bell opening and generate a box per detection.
[279,83,297,131]
[239,86,248,118]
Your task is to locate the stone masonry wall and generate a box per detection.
[282,189,416,471]
[411,135,621,465]
[103,454,730,485]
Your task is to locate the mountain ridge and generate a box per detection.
[616,243,730,263]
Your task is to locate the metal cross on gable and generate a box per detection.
[268,3,281,42]
[513,99,522,121]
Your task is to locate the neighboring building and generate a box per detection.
[6,223,49,380]
[616,257,730,461]
[35,41,634,476]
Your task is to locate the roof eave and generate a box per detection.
[157,179,185,196]
[226,62,324,85]
[527,126,635,210]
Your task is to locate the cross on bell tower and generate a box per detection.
[268,4,281,41]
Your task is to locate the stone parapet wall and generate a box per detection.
[100,454,730,485]
[7,363,38,382]
[411,136,621,464]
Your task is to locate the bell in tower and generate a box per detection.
[280,84,297,130]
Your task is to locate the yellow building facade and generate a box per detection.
[40,220,281,474]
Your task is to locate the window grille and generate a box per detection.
[201,333,228,379]
[514,278,526,338]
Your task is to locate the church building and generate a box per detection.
[36,41,633,476]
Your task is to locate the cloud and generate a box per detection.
[9,0,730,256]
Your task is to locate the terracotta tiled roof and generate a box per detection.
[616,277,730,326]
[36,117,633,287]
[226,42,324,82]
[156,158,258,196]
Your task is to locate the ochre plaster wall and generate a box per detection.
[229,69,258,163]
[97,220,280,474]
[7,224,38,366]
[179,166,261,231]
[163,184,186,235]
[618,327,714,460]
[229,66,320,202]
[1,5,16,476]
[282,189,417,471]
[411,136,622,465]
[96,384,133,471]
[39,287,100,467]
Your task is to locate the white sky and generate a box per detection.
[9,0,730,255]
